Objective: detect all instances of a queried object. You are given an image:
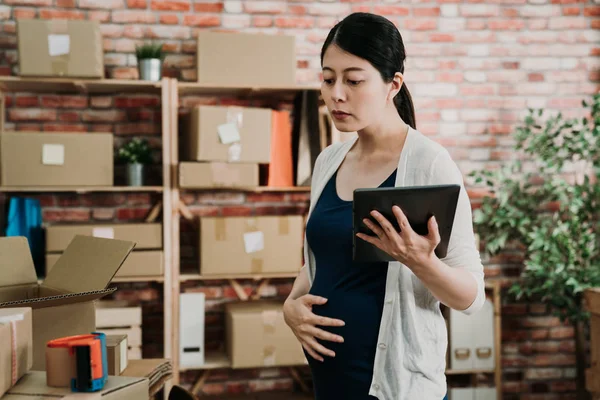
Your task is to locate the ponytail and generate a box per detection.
[394,83,416,130]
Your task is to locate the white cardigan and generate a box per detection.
[301,127,486,400]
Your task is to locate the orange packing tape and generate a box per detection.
[251,258,263,274]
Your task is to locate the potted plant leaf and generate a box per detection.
[469,93,600,399]
[117,138,154,186]
[135,42,165,82]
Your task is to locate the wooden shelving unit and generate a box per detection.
[0,76,504,400]
[0,76,162,94]
[0,77,176,399]
[0,186,164,193]
[168,79,320,396]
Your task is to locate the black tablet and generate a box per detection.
[352,184,461,262]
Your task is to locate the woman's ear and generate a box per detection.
[388,72,404,102]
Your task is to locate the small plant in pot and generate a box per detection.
[135,42,165,82]
[117,138,154,186]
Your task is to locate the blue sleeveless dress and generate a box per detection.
[304,169,396,399]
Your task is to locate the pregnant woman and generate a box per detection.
[283,12,486,400]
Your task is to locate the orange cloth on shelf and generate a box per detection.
[268,110,294,187]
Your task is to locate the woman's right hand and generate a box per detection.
[283,294,345,362]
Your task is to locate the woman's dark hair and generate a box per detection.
[320,12,416,130]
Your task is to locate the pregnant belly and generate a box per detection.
[307,286,384,375]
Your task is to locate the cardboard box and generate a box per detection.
[0,132,113,187]
[197,31,295,87]
[179,162,259,189]
[0,235,134,370]
[46,223,162,252]
[225,301,306,369]
[47,250,163,278]
[0,308,32,398]
[3,371,148,400]
[106,334,128,376]
[199,216,303,276]
[96,302,142,361]
[17,19,103,78]
[186,106,271,163]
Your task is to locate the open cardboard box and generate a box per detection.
[0,235,135,370]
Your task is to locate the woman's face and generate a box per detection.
[321,44,396,133]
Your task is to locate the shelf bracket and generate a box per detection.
[228,279,249,301]
[191,370,211,396]
[288,367,311,394]
[251,278,271,301]
[177,199,194,221]
[145,200,162,223]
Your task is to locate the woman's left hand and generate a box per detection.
[356,205,441,270]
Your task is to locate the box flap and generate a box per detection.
[42,235,135,294]
[0,288,116,310]
[0,237,38,287]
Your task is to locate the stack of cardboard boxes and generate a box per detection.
[2,20,109,188]
[178,31,307,369]
[0,235,150,399]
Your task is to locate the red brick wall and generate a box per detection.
[1,1,599,398]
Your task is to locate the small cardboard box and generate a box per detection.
[179,162,259,189]
[199,216,303,276]
[46,223,162,252]
[0,131,113,187]
[17,19,103,78]
[186,106,271,163]
[225,301,306,369]
[0,308,32,398]
[0,235,134,370]
[106,334,129,376]
[47,250,163,278]
[3,372,148,400]
[197,31,295,87]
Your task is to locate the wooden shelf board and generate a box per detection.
[179,351,309,371]
[180,272,299,282]
[179,351,231,371]
[180,186,310,193]
[178,82,320,97]
[0,76,162,94]
[112,276,165,283]
[0,186,164,193]
[445,368,496,375]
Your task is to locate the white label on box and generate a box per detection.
[0,314,24,323]
[243,231,264,254]
[119,338,128,373]
[48,34,70,57]
[218,122,241,145]
[42,144,65,165]
[228,142,242,162]
[92,227,115,239]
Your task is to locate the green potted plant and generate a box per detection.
[469,93,600,399]
[117,138,154,186]
[135,42,165,82]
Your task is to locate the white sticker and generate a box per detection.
[42,144,65,165]
[243,231,264,254]
[119,338,128,373]
[92,227,115,239]
[48,34,70,57]
[218,122,241,145]
[228,142,242,162]
[0,314,24,323]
